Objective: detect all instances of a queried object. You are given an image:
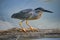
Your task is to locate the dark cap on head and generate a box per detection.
[35,7,44,11]
[35,7,53,13]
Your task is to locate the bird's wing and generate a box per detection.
[20,9,32,13]
[12,9,33,19]
[19,9,33,19]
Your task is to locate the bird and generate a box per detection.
[11,7,53,32]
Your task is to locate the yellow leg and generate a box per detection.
[26,20,38,31]
[19,21,23,28]
[19,21,26,32]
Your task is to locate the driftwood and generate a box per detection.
[0,28,60,40]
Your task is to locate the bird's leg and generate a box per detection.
[19,21,26,32]
[26,20,38,31]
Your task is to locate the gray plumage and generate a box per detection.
[11,7,53,20]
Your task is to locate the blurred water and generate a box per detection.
[0,37,60,40]
[18,38,60,40]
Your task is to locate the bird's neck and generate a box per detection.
[35,10,42,13]
[37,11,43,15]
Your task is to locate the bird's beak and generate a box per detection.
[43,9,53,13]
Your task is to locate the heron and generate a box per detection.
[11,7,53,32]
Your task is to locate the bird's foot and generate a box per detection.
[29,27,39,32]
[20,28,27,32]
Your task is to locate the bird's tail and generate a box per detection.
[11,13,19,18]
[11,14,16,18]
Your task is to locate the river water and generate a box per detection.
[17,38,60,40]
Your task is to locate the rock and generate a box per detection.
[0,28,60,40]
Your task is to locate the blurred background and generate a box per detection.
[0,0,60,30]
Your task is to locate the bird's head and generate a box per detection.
[35,7,53,13]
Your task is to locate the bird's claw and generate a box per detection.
[29,27,39,32]
[20,28,27,32]
[20,27,39,32]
